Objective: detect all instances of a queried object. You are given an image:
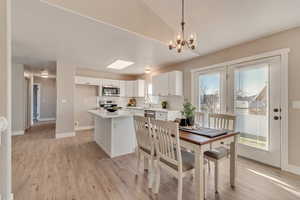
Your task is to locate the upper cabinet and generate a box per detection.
[75,76,145,97]
[75,76,100,86]
[102,79,120,88]
[126,80,145,97]
[152,71,183,96]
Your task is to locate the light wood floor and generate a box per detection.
[13,124,300,200]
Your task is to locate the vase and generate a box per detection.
[187,117,195,126]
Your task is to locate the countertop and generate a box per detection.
[88,110,133,119]
[125,107,180,112]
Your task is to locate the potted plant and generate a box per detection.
[161,101,168,109]
[181,100,196,126]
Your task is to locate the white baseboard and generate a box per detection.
[0,193,14,200]
[55,132,76,139]
[285,164,300,175]
[12,130,24,136]
[75,126,94,131]
[39,118,56,122]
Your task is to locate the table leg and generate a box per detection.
[144,157,149,171]
[230,135,238,188]
[195,146,204,200]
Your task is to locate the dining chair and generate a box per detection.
[133,116,156,189]
[195,111,205,128]
[150,119,195,200]
[205,113,236,193]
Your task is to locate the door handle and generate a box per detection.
[274,116,280,120]
[273,108,279,112]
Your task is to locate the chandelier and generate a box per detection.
[169,0,196,53]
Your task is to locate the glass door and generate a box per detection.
[228,56,281,167]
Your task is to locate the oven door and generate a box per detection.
[102,87,120,97]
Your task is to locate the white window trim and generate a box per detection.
[190,48,292,174]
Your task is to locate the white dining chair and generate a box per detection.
[205,113,236,193]
[133,116,156,189]
[150,119,195,200]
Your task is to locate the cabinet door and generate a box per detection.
[75,76,100,86]
[102,79,120,87]
[168,71,183,96]
[160,73,169,96]
[119,81,126,97]
[125,81,134,97]
[152,75,161,96]
[133,80,145,97]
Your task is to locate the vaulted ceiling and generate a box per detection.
[12,0,300,75]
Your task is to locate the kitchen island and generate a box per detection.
[88,110,137,158]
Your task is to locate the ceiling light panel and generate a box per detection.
[107,60,134,70]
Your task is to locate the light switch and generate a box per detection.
[292,101,300,109]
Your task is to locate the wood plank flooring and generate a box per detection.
[12,124,300,200]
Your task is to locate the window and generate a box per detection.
[234,64,269,150]
[198,72,221,113]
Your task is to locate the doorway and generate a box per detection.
[228,56,282,167]
[32,83,41,123]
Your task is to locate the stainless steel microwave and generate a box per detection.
[102,86,120,97]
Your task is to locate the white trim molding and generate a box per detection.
[55,132,76,139]
[38,118,56,122]
[190,48,292,173]
[12,130,24,136]
[285,164,300,176]
[75,126,94,131]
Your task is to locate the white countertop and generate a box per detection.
[88,110,133,118]
[125,107,180,112]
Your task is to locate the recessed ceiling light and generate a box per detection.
[145,68,151,74]
[107,60,134,70]
[40,70,49,78]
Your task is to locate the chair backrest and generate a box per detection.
[195,112,205,127]
[208,113,236,131]
[150,119,183,172]
[133,116,154,155]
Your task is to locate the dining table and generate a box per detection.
[178,129,240,200]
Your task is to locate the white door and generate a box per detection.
[228,56,281,167]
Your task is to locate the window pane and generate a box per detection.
[198,73,221,113]
[234,65,269,150]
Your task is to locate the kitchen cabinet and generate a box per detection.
[168,71,183,96]
[152,73,168,96]
[102,79,120,87]
[75,76,100,86]
[125,80,145,97]
[125,81,134,97]
[152,71,183,96]
[119,81,126,97]
[133,80,145,97]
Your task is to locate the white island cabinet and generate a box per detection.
[88,110,136,158]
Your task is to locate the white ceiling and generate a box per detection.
[142,0,300,55]
[12,0,300,75]
[12,0,196,75]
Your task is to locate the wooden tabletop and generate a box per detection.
[179,130,239,145]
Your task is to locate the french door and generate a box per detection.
[195,56,282,167]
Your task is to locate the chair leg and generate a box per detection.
[136,151,141,175]
[214,160,219,193]
[154,164,160,194]
[203,167,206,199]
[178,176,183,200]
[148,157,154,189]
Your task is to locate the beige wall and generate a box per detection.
[44,0,174,43]
[76,68,137,80]
[34,77,56,119]
[74,85,97,128]
[56,62,75,135]
[11,64,25,133]
[0,0,12,197]
[144,27,300,167]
